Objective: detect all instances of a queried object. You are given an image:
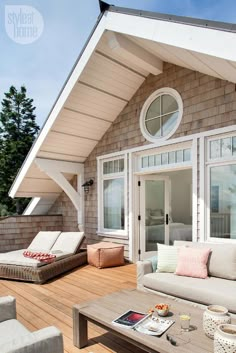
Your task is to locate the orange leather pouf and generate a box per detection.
[87,242,125,268]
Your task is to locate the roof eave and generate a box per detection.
[9,8,107,199]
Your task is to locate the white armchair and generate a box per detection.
[0,296,64,353]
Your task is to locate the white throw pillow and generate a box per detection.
[156,243,178,273]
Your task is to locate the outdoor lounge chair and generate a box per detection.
[0,295,64,353]
[0,231,87,283]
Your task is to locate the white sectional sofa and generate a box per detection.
[137,241,236,313]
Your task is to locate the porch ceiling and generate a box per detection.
[9,5,236,212]
[126,35,236,83]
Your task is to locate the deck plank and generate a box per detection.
[0,263,138,353]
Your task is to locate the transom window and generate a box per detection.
[209,135,236,161]
[140,88,183,143]
[141,148,191,169]
[103,158,124,174]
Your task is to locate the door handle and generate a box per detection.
[166,214,169,225]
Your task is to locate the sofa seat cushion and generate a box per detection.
[142,272,236,313]
[0,319,31,345]
[0,250,72,267]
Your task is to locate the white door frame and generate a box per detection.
[139,174,170,259]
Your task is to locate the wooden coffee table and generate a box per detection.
[73,289,231,353]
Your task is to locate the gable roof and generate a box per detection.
[9,2,236,213]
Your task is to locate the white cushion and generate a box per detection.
[0,249,71,267]
[0,250,46,267]
[28,231,61,251]
[156,243,179,273]
[51,232,84,254]
[0,319,30,345]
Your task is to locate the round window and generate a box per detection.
[140,88,183,143]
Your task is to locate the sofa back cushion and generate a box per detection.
[174,241,236,280]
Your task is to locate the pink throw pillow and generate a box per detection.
[175,247,211,279]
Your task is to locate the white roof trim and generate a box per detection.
[106,12,236,61]
[9,15,107,198]
[23,197,41,215]
[9,9,236,199]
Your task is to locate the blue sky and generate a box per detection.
[1,0,236,126]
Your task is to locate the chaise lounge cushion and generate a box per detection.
[51,232,84,254]
[28,231,61,252]
[142,272,236,313]
[0,249,72,268]
[0,250,46,267]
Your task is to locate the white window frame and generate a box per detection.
[140,87,183,143]
[134,139,197,249]
[135,141,192,174]
[207,133,236,163]
[206,132,236,243]
[97,154,128,237]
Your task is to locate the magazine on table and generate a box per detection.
[112,310,174,335]
[112,310,150,329]
[134,316,175,336]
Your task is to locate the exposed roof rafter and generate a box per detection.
[106,32,163,75]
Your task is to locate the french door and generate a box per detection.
[140,175,170,259]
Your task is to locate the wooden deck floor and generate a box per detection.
[0,263,145,353]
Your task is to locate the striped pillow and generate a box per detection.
[156,243,179,273]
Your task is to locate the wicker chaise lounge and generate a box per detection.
[0,231,87,284]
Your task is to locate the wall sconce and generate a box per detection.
[82,179,94,193]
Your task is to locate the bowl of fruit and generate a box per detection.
[155,303,169,317]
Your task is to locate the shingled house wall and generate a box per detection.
[49,63,236,257]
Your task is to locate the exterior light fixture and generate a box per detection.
[82,179,94,193]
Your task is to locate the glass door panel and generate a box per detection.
[140,176,169,259]
[145,180,165,251]
[210,165,236,239]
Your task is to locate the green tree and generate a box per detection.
[0,86,40,214]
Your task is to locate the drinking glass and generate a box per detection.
[179,313,191,331]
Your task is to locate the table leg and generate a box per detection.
[73,305,88,348]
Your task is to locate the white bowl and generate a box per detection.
[155,304,169,317]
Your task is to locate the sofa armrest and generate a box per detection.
[137,259,153,289]
[0,326,63,353]
[0,296,16,322]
